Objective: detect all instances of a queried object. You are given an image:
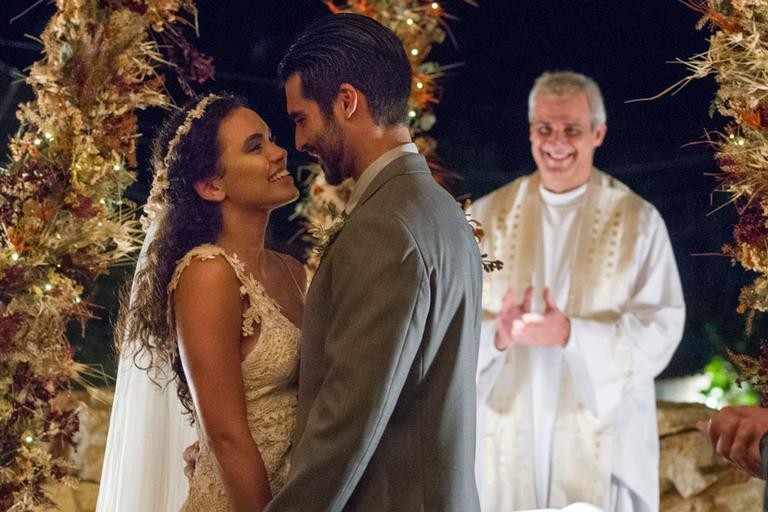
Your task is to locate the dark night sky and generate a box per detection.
[0,1,760,376]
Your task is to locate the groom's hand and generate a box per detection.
[183,441,200,480]
[698,405,768,478]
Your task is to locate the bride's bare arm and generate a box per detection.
[174,257,271,511]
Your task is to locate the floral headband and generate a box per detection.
[142,94,222,229]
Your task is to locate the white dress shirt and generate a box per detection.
[344,142,419,214]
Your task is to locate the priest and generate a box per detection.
[473,71,685,512]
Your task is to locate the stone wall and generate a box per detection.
[44,392,764,511]
[658,401,763,512]
[45,388,113,512]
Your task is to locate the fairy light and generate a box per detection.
[97,222,103,226]
[416,82,424,89]
[11,253,19,262]
[729,133,736,139]
[24,435,34,444]
[431,2,440,9]
[33,138,42,146]
[409,110,417,119]
[113,163,124,171]
[44,283,53,292]
[406,18,414,25]
[99,198,106,205]
[74,296,82,304]
[736,137,746,146]
[410,48,419,56]
[43,132,54,141]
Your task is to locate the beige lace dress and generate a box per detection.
[168,244,301,511]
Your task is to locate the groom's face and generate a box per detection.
[285,73,349,186]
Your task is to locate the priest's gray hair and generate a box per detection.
[528,71,606,129]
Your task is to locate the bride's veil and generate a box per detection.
[96,220,197,511]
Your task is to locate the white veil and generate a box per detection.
[96,220,197,511]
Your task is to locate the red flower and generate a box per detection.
[69,194,98,219]
[733,205,768,247]
[0,312,22,354]
[159,28,215,97]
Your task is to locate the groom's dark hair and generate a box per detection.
[278,13,411,126]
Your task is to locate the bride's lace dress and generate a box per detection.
[167,244,300,511]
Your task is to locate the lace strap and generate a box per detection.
[167,244,262,339]
[168,244,229,293]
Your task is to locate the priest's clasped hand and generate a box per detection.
[494,286,571,350]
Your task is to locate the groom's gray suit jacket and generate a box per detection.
[267,153,482,511]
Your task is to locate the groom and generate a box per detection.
[266,13,483,512]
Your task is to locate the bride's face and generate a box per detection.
[214,107,299,210]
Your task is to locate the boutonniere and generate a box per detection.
[308,203,349,260]
[463,200,503,273]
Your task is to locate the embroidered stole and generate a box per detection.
[482,169,642,509]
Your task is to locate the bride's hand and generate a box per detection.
[183,441,200,480]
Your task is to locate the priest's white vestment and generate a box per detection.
[473,169,685,512]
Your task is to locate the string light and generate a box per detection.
[44,283,53,292]
[11,253,19,262]
[406,18,414,25]
[409,110,417,119]
[99,198,106,205]
[410,48,419,56]
[113,163,124,171]
[431,2,440,10]
[33,138,42,146]
[416,82,424,89]
[24,435,34,444]
[74,297,82,304]
[43,132,54,141]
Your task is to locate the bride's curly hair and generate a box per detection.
[116,94,247,416]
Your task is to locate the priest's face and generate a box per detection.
[529,91,606,193]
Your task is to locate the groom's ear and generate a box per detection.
[193,177,226,202]
[336,83,359,120]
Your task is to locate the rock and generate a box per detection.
[660,430,723,497]
[74,481,99,511]
[657,401,715,437]
[45,481,100,512]
[657,401,764,512]
[661,469,763,512]
[72,387,114,483]
[45,482,77,512]
[714,478,764,512]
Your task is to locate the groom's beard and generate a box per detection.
[312,118,349,186]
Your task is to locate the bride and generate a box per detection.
[97,94,305,511]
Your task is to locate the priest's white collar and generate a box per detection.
[538,181,588,207]
[344,142,419,214]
